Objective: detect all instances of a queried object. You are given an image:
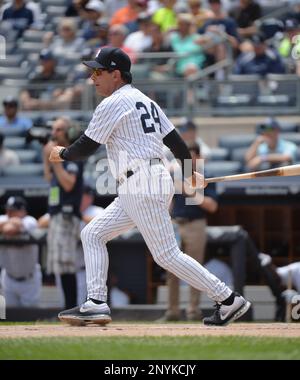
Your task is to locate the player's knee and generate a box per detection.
[153,247,181,269]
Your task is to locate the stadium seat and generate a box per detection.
[3,137,26,149]
[0,67,30,80]
[281,133,300,146]
[0,127,27,137]
[218,134,256,149]
[15,149,38,163]
[0,54,24,68]
[209,147,229,161]
[45,5,67,18]
[22,29,48,43]
[296,148,300,162]
[2,163,44,177]
[204,161,242,177]
[230,147,248,164]
[17,42,45,55]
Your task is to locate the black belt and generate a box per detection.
[7,272,34,282]
[119,158,162,186]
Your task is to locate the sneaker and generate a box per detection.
[58,299,112,326]
[203,293,251,326]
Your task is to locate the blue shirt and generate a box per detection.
[0,115,32,130]
[258,138,297,162]
[199,18,241,42]
[2,4,33,36]
[48,161,84,217]
[234,49,285,76]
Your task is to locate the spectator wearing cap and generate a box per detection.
[245,118,297,170]
[110,0,148,27]
[123,12,154,52]
[0,96,32,131]
[233,34,286,75]
[1,0,34,38]
[0,196,41,307]
[152,0,177,33]
[20,50,67,111]
[230,0,262,38]
[0,132,20,169]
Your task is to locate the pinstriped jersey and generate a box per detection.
[85,84,175,177]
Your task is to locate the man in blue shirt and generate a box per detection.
[234,34,285,76]
[0,96,32,132]
[245,117,297,170]
[2,0,33,38]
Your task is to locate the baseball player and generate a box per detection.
[49,47,251,326]
[0,196,41,307]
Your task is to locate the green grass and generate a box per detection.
[1,336,300,359]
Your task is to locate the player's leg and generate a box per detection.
[81,196,135,302]
[121,168,250,325]
[58,197,135,325]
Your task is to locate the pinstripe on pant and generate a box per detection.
[81,164,232,302]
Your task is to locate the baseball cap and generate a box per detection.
[85,0,105,13]
[257,118,280,133]
[83,47,131,72]
[177,119,197,133]
[5,196,27,211]
[3,96,18,107]
[251,34,266,45]
[40,49,55,61]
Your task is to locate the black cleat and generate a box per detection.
[203,293,251,326]
[58,299,112,326]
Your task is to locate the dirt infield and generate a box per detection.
[1,323,300,339]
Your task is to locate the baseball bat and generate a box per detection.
[205,164,300,184]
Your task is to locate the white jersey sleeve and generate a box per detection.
[85,95,125,144]
[155,103,175,138]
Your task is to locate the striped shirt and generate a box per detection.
[85,84,174,177]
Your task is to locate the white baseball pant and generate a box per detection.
[81,164,232,303]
